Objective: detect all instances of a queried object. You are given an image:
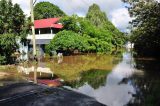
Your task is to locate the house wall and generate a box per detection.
[21,28,62,60]
[27,34,55,40]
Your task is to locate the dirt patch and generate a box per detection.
[0,72,9,78]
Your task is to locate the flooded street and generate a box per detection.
[66,52,140,106]
[0,50,160,106]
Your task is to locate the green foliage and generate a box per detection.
[104,22,126,47]
[34,2,66,20]
[0,0,25,35]
[57,3,126,53]
[123,0,160,57]
[86,3,107,28]
[50,15,113,53]
[46,30,89,54]
[0,0,26,64]
[60,15,82,33]
[0,55,6,65]
[46,3,125,54]
[86,4,126,48]
[0,33,18,64]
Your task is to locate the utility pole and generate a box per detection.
[30,0,36,56]
[30,0,37,84]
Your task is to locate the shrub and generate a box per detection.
[46,30,89,54]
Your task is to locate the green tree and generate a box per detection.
[86,3,107,28]
[86,4,126,48]
[34,2,66,20]
[0,0,25,35]
[0,34,18,64]
[12,4,25,34]
[60,15,82,33]
[122,0,160,57]
[0,0,26,64]
[60,15,113,52]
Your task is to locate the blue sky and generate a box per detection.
[12,0,132,32]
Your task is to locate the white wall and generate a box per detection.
[27,34,55,40]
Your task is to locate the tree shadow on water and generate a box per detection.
[127,59,160,106]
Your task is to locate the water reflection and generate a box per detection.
[66,52,143,106]
[66,69,111,89]
[47,54,120,81]
[17,65,63,87]
[17,66,54,77]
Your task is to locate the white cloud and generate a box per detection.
[48,0,124,16]
[110,8,132,32]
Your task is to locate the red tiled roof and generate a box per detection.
[34,18,63,29]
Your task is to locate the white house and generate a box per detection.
[19,18,63,60]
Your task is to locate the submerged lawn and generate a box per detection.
[46,54,121,82]
[0,54,122,85]
[0,65,26,86]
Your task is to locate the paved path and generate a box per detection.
[0,83,105,106]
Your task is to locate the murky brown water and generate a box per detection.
[0,50,160,106]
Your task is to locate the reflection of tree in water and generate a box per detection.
[127,59,160,106]
[65,69,111,89]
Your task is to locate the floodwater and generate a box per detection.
[65,52,141,106]
[0,50,160,106]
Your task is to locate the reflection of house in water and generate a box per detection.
[126,42,134,49]
[19,18,63,60]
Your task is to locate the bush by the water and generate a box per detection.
[46,30,89,54]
